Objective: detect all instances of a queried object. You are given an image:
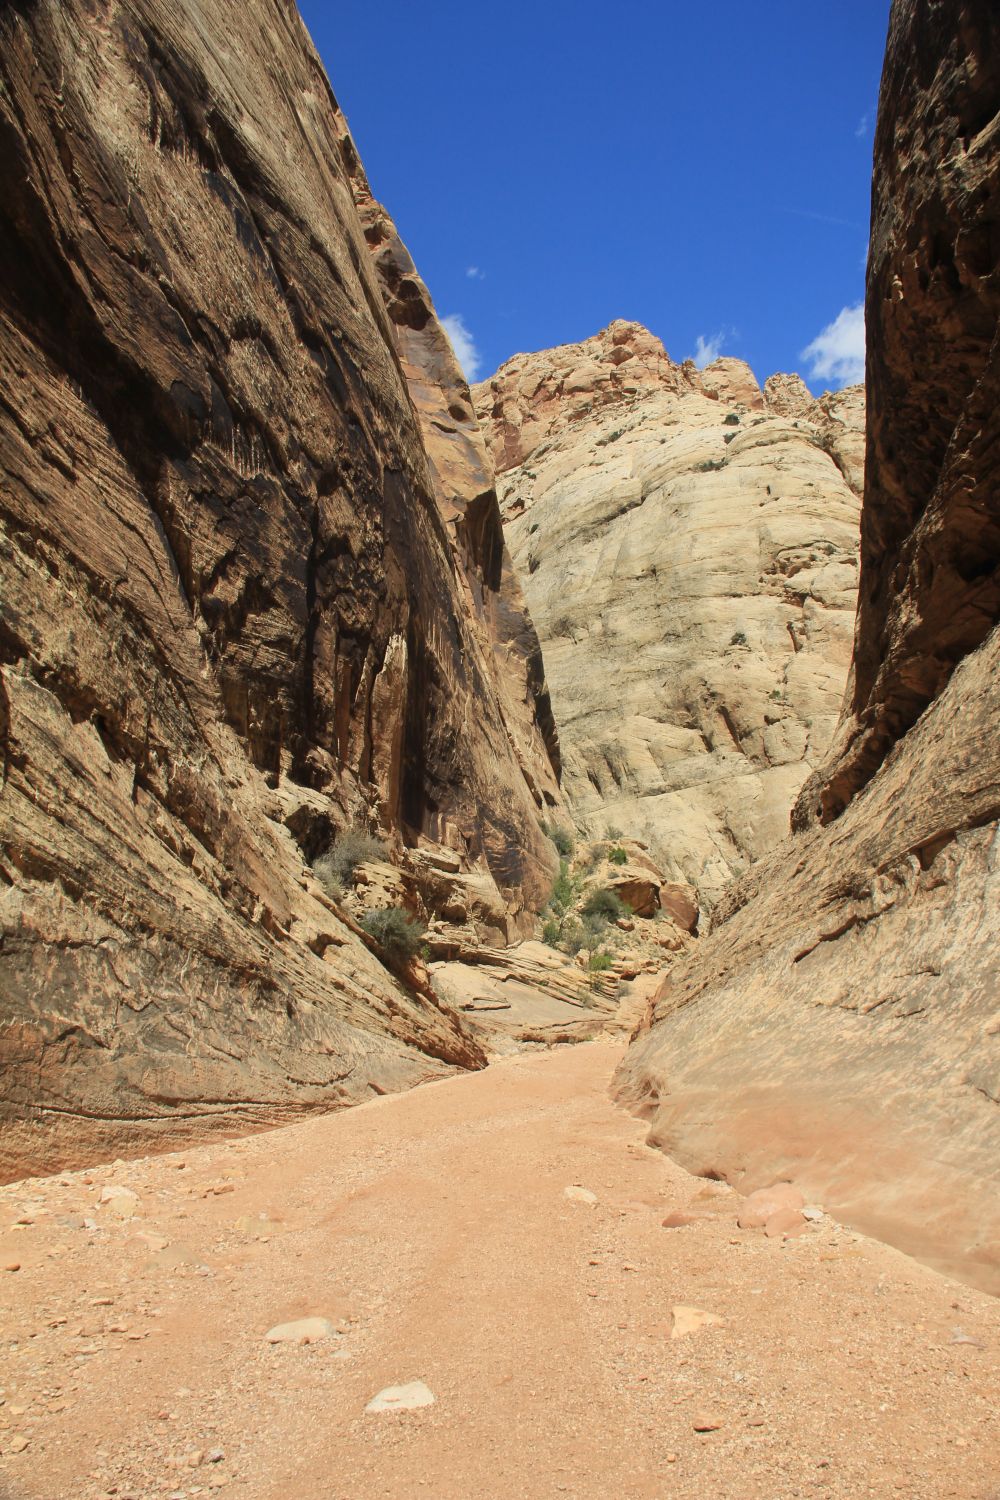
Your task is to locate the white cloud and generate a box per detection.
[855,111,871,139]
[800,302,866,388]
[693,331,726,367]
[465,265,486,280]
[441,313,482,381]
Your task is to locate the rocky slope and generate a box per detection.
[616,0,1000,1293]
[474,328,864,907]
[0,0,560,1178]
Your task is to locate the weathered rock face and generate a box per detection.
[616,0,1000,1293]
[474,325,864,906]
[0,0,559,1177]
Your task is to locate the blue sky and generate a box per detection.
[298,1,890,393]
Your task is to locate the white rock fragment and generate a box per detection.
[263,1317,338,1344]
[564,1186,598,1206]
[671,1305,726,1339]
[365,1381,435,1413]
[99,1185,138,1204]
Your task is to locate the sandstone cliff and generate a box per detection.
[475,327,864,906]
[0,0,559,1177]
[615,0,1000,1292]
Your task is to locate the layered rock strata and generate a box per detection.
[0,0,559,1177]
[616,0,1000,1292]
[475,327,864,906]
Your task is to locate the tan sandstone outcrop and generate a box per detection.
[615,0,1000,1293]
[0,0,560,1177]
[474,326,864,906]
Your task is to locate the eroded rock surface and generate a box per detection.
[475,325,864,905]
[0,0,559,1176]
[616,0,1000,1293]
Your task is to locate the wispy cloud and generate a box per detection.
[441,313,482,381]
[801,302,865,388]
[780,206,867,231]
[855,111,871,139]
[465,265,486,280]
[693,330,726,367]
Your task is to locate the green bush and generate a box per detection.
[559,917,586,956]
[723,412,740,426]
[608,846,628,866]
[548,858,575,914]
[541,917,562,948]
[581,887,627,922]
[587,949,614,973]
[313,829,388,892]
[548,824,575,857]
[730,630,748,647]
[360,906,425,960]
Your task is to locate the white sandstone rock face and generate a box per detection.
[474,322,864,906]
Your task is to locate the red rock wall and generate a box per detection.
[796,0,1000,825]
[0,0,558,1177]
[616,0,1000,1293]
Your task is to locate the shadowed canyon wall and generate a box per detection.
[475,327,864,908]
[0,0,560,1178]
[616,0,1000,1292]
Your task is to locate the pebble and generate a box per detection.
[671,1305,725,1340]
[8,1435,29,1454]
[564,1186,598,1206]
[765,1207,808,1239]
[692,1412,724,1432]
[132,1231,169,1252]
[98,1185,138,1205]
[660,1212,698,1229]
[3,1261,21,1272]
[365,1381,435,1413]
[737,1183,804,1230]
[263,1317,338,1344]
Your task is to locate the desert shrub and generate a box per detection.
[360,906,424,960]
[723,412,740,426]
[608,846,628,866]
[548,824,575,857]
[578,915,605,950]
[541,917,562,948]
[581,887,627,922]
[587,949,614,973]
[605,824,623,840]
[313,830,387,892]
[559,918,586,956]
[549,858,575,914]
[730,630,748,647]
[695,457,725,472]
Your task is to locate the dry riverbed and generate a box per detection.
[0,1044,997,1499]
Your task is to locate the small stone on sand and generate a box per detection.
[263,1317,337,1344]
[365,1381,435,1413]
[671,1305,725,1339]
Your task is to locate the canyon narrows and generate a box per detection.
[0,0,998,1494]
